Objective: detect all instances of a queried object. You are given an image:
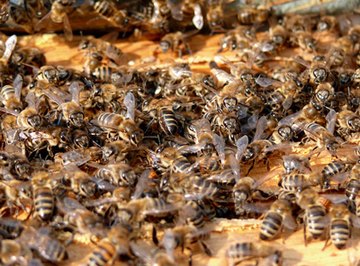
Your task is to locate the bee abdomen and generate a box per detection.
[330,219,350,249]
[307,205,326,238]
[159,108,178,135]
[260,212,282,240]
[87,240,116,266]
[34,187,54,221]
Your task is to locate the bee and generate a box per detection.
[296,188,328,244]
[206,0,226,33]
[218,26,256,52]
[211,112,239,139]
[32,172,55,221]
[290,31,317,52]
[91,66,114,82]
[22,226,68,263]
[270,24,289,48]
[282,155,311,174]
[35,65,72,86]
[85,224,133,266]
[94,162,137,187]
[101,140,129,162]
[346,164,360,216]
[94,92,143,144]
[316,16,338,32]
[279,173,314,193]
[232,176,256,216]
[0,74,23,112]
[260,199,297,240]
[226,241,283,266]
[295,56,330,84]
[0,217,24,239]
[336,109,360,139]
[325,203,360,250]
[320,160,351,189]
[237,6,269,25]
[0,35,17,73]
[0,180,32,215]
[159,31,192,57]
[93,0,131,30]
[148,147,192,174]
[43,82,84,127]
[62,164,97,198]
[313,82,335,108]
[35,0,75,41]
[160,225,211,264]
[142,98,179,136]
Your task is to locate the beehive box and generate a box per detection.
[10,31,359,266]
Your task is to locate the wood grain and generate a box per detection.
[15,33,360,266]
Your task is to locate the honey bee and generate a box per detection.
[282,155,311,174]
[232,176,256,216]
[35,0,76,41]
[35,65,72,86]
[85,224,133,266]
[336,109,360,139]
[294,56,330,84]
[237,6,269,25]
[94,92,143,144]
[313,82,335,108]
[320,160,351,189]
[345,164,360,217]
[260,199,297,240]
[101,140,129,162]
[158,31,192,57]
[325,203,360,250]
[291,31,317,52]
[269,124,294,144]
[218,26,256,52]
[0,180,32,215]
[93,162,137,187]
[142,98,179,135]
[0,217,24,239]
[160,225,211,264]
[32,172,55,221]
[93,0,131,30]
[206,0,226,33]
[131,242,176,266]
[0,74,23,112]
[21,226,68,263]
[226,241,283,266]
[62,164,97,198]
[296,188,328,244]
[316,16,338,32]
[0,35,17,72]
[270,24,289,48]
[43,82,84,127]
[0,239,32,266]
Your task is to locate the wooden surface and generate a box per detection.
[15,32,359,266]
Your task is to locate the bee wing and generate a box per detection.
[124,91,136,120]
[278,111,301,127]
[61,150,91,166]
[213,133,225,165]
[105,45,123,65]
[192,4,203,30]
[35,12,52,32]
[246,113,258,131]
[282,96,293,110]
[63,14,73,42]
[62,197,88,211]
[255,74,281,87]
[13,74,23,100]
[69,81,81,104]
[2,35,17,63]
[167,0,183,21]
[325,108,337,134]
[193,118,212,134]
[283,214,298,231]
[253,116,268,141]
[91,178,116,192]
[235,135,249,160]
[293,55,310,68]
[229,153,240,179]
[25,92,38,110]
[100,31,119,43]
[42,89,65,106]
[132,169,151,199]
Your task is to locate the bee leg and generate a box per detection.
[245,161,255,175]
[152,225,159,246]
[184,247,193,266]
[322,234,331,251]
[303,221,308,247]
[200,241,212,256]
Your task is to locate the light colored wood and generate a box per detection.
[15,33,360,266]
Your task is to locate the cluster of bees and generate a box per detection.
[0,2,359,266]
[0,0,271,38]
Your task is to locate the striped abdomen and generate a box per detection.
[34,185,54,221]
[330,219,350,249]
[260,212,283,240]
[159,107,178,135]
[306,205,326,239]
[87,239,116,266]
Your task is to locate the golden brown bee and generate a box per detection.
[101,140,128,162]
[320,160,351,189]
[282,155,311,174]
[32,172,55,221]
[296,188,328,244]
[160,225,211,264]
[237,6,269,25]
[269,124,294,144]
[93,0,131,30]
[313,83,334,107]
[336,109,360,139]
[21,226,68,263]
[325,203,359,250]
[232,176,256,216]
[62,164,97,197]
[94,162,137,187]
[345,164,360,216]
[85,224,133,266]
[0,74,23,112]
[218,26,256,52]
[316,16,338,32]
[226,241,283,266]
[35,65,72,86]
[270,24,289,48]
[206,1,226,33]
[148,147,192,174]
[35,0,75,41]
[159,31,192,57]
[260,199,297,240]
